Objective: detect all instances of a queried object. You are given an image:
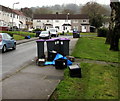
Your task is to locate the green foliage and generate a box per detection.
[32,28,43,32]
[81,2,109,29]
[90,14,103,29]
[51,63,118,99]
[97,27,109,37]
[0,31,36,38]
[72,37,119,63]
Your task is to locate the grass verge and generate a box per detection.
[13,35,25,40]
[72,37,119,63]
[50,36,119,100]
[0,31,36,38]
[50,62,118,100]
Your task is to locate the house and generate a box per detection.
[0,5,11,27]
[0,5,32,30]
[33,14,90,32]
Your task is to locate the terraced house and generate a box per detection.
[0,5,32,31]
[33,14,90,32]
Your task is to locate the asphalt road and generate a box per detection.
[1,36,71,78]
[1,41,38,78]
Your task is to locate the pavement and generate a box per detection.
[1,36,79,100]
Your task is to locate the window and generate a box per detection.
[13,14,15,18]
[83,20,86,22]
[73,20,78,23]
[47,20,49,22]
[36,26,41,29]
[11,13,12,17]
[3,33,11,40]
[37,20,41,22]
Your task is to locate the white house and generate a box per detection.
[0,5,32,30]
[33,14,90,32]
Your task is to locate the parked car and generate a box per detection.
[39,31,51,39]
[0,33,16,53]
[9,26,19,31]
[47,28,58,37]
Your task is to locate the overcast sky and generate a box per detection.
[0,0,113,9]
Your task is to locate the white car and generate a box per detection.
[39,31,51,39]
[47,28,58,37]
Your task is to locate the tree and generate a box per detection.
[81,2,110,29]
[106,1,120,51]
[34,7,53,14]
[61,9,75,14]
[21,8,33,18]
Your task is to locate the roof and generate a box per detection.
[0,5,12,13]
[12,9,25,16]
[0,5,25,16]
[33,14,89,20]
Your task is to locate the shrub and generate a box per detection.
[97,27,109,37]
[0,31,14,37]
[32,28,43,32]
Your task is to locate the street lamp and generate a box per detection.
[66,13,70,32]
[12,2,19,31]
[67,13,69,22]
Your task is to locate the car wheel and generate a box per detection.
[12,43,16,50]
[2,45,7,53]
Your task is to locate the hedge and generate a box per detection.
[97,27,109,37]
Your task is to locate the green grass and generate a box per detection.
[72,37,119,63]
[50,63,118,100]
[80,32,97,36]
[0,31,36,38]
[13,35,25,40]
[59,32,97,36]
[50,36,119,100]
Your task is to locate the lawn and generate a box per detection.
[13,35,25,40]
[51,63,118,100]
[59,32,97,36]
[0,31,36,38]
[72,37,119,63]
[50,36,119,100]
[80,32,97,36]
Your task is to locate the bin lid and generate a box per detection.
[36,39,45,42]
[59,38,70,41]
[46,38,59,41]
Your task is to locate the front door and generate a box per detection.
[82,26,87,32]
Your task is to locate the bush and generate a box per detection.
[0,31,14,37]
[32,28,43,32]
[97,28,109,37]
[0,31,36,38]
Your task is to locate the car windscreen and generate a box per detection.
[41,31,48,34]
[49,29,56,32]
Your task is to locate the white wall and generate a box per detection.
[0,9,27,29]
[33,19,72,32]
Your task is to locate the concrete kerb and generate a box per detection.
[1,58,36,81]
[16,37,39,45]
[2,37,79,99]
